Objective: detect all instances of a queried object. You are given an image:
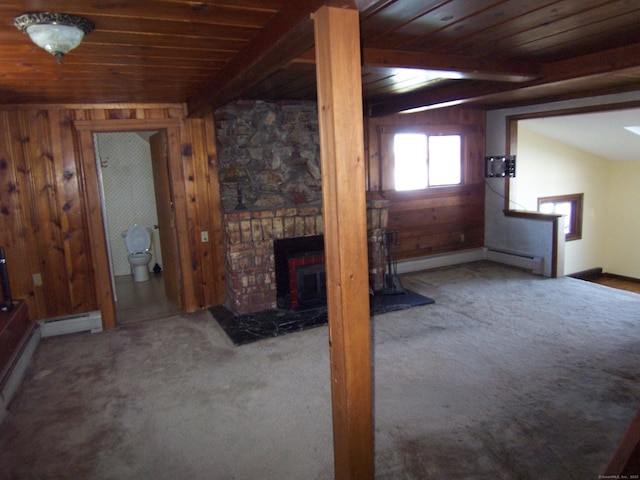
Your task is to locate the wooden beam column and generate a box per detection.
[313,6,374,479]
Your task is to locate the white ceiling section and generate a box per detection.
[520,109,640,162]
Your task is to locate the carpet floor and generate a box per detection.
[1,261,639,479]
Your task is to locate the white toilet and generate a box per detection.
[123,224,153,282]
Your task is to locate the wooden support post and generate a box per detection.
[313,6,374,479]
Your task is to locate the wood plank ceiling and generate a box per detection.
[1,0,639,116]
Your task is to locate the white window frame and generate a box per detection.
[385,128,465,192]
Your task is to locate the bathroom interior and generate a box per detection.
[94,131,182,325]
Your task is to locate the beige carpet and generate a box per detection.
[1,261,639,479]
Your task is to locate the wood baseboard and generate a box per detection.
[603,273,640,283]
[568,268,603,281]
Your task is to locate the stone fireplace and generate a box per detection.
[223,201,390,314]
[215,100,390,314]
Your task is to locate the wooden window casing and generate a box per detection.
[538,193,584,241]
[379,125,469,195]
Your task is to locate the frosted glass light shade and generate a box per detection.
[14,12,94,64]
[26,24,85,56]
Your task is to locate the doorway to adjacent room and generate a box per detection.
[93,130,183,325]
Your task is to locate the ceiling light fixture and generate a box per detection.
[14,12,94,65]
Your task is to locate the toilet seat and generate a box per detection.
[125,224,151,254]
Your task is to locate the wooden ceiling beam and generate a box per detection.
[540,41,640,80]
[186,0,393,117]
[362,48,541,82]
[187,0,326,117]
[323,0,384,9]
[368,41,640,116]
[293,47,542,82]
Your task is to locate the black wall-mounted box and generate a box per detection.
[485,155,516,178]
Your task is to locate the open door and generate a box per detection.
[150,131,182,308]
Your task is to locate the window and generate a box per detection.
[538,193,583,241]
[393,133,461,191]
[394,133,427,190]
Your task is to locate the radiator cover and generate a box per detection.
[39,310,103,338]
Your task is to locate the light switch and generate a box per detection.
[33,273,43,286]
[201,231,209,243]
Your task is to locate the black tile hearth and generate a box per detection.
[210,290,434,346]
[370,289,435,314]
[210,304,329,346]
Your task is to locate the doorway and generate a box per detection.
[507,106,640,278]
[94,130,182,325]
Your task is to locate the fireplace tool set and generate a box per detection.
[377,230,406,296]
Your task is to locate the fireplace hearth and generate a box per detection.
[210,287,435,345]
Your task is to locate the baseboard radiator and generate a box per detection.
[396,248,485,274]
[39,310,103,338]
[396,248,545,276]
[483,248,544,275]
[1,310,102,422]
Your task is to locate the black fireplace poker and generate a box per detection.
[377,230,406,296]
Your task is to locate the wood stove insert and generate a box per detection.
[274,235,326,310]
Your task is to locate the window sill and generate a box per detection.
[375,183,480,201]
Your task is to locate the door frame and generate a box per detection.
[74,118,188,329]
[149,131,183,308]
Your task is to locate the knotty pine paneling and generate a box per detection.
[184,117,226,308]
[366,106,486,260]
[53,109,96,313]
[0,112,41,314]
[23,109,70,314]
[0,104,225,324]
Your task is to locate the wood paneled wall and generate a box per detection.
[366,107,486,260]
[0,104,225,324]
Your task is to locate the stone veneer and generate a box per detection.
[224,201,390,314]
[215,100,322,211]
[215,100,390,314]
